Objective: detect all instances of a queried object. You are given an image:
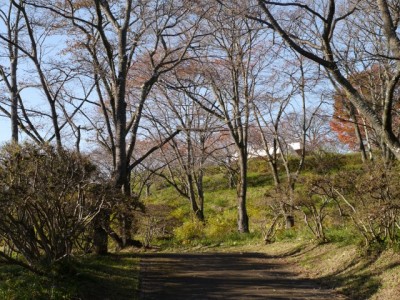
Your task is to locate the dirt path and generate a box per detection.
[138,252,346,300]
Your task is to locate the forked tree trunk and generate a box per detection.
[188,177,204,222]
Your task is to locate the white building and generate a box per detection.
[247,142,302,158]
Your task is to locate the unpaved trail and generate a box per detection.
[138,252,346,299]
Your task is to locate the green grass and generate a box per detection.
[0,263,75,300]
[325,226,364,246]
[138,153,369,248]
[247,171,272,187]
[0,254,140,300]
[74,254,139,300]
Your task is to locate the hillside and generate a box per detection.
[1,152,400,299]
[133,152,400,299]
[136,152,364,248]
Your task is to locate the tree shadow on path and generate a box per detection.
[139,252,346,300]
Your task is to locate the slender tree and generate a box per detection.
[180,3,267,232]
[253,57,324,229]
[0,1,93,149]
[0,2,21,142]
[144,84,218,221]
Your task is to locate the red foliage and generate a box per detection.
[330,92,366,150]
[330,66,385,150]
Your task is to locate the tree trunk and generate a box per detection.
[145,183,151,197]
[98,145,130,253]
[188,177,204,222]
[269,160,280,186]
[10,58,18,143]
[92,210,109,255]
[196,171,205,222]
[237,152,249,233]
[119,213,132,247]
[349,105,367,162]
[286,181,296,228]
[285,215,295,229]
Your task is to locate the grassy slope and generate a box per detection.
[139,153,400,299]
[262,242,400,300]
[1,153,399,299]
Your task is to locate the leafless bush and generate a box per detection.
[0,143,107,274]
[135,204,178,247]
[299,162,400,247]
[295,175,336,242]
[262,187,289,243]
[333,163,400,246]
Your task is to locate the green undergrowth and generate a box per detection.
[0,254,139,300]
[0,264,75,299]
[138,152,367,249]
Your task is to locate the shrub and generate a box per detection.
[204,213,236,240]
[325,226,363,246]
[275,228,298,241]
[295,175,338,242]
[305,151,345,174]
[298,160,400,248]
[0,143,107,274]
[173,219,204,243]
[135,204,178,247]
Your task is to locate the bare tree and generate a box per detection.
[0,1,94,150]
[27,0,206,252]
[330,65,400,161]
[180,4,267,232]
[253,56,325,231]
[0,2,21,142]
[144,84,219,221]
[209,131,238,189]
[254,0,400,160]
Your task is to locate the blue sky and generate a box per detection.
[0,117,10,144]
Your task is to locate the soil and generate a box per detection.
[138,252,347,299]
